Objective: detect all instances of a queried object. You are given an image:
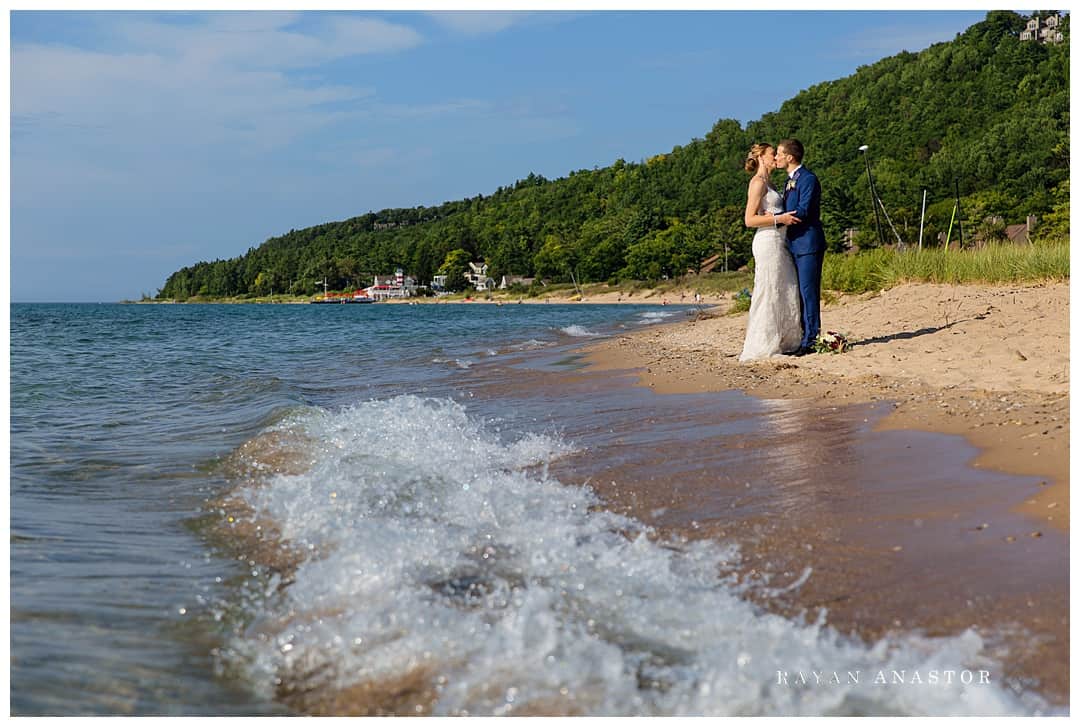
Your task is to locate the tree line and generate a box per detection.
[158,11,1068,299]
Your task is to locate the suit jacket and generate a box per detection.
[784,166,825,256]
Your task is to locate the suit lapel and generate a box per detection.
[784,168,802,210]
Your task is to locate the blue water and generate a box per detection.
[9,302,1055,716]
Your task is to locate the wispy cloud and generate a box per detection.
[111,12,423,68]
[427,11,529,36]
[427,10,582,36]
[12,12,423,158]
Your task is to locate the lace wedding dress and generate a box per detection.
[738,185,803,362]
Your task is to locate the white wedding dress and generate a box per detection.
[738,185,803,362]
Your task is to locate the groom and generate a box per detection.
[776,138,824,356]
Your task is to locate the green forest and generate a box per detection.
[157,11,1069,300]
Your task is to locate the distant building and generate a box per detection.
[498,275,535,289]
[1005,215,1038,244]
[1021,13,1064,44]
[364,267,418,300]
[696,254,722,274]
[466,262,495,291]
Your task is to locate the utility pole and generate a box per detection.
[859,145,886,247]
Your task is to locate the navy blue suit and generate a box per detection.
[783,166,825,349]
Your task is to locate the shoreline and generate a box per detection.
[578,280,1069,703]
[585,281,1069,529]
[132,284,740,307]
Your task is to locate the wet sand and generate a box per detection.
[579,281,1069,704]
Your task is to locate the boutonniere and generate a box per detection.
[785,178,797,192]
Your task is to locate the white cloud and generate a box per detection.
[202,10,302,33]
[109,13,423,70]
[13,43,371,159]
[11,12,426,159]
[11,11,582,166]
[328,16,425,55]
[427,11,529,36]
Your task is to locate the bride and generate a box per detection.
[738,143,804,362]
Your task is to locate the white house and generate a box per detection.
[1021,13,1064,44]
[466,262,495,291]
[364,268,418,300]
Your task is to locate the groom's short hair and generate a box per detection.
[779,138,804,163]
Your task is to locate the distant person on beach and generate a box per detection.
[776,138,825,355]
[738,142,803,362]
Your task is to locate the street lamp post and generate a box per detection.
[859,145,886,247]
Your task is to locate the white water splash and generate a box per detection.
[559,325,600,338]
[220,396,1052,716]
[637,311,675,325]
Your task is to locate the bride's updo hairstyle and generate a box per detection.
[744,143,772,174]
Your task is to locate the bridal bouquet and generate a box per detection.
[814,330,851,354]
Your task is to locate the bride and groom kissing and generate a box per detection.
[738,138,826,363]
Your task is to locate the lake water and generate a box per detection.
[9,302,1054,716]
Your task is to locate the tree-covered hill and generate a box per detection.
[158,11,1068,300]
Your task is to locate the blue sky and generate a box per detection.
[9,9,991,302]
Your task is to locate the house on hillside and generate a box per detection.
[1021,13,1064,44]
[466,262,495,291]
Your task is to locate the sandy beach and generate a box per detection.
[581,281,1069,703]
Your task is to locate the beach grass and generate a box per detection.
[823,238,1069,293]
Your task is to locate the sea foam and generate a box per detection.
[559,325,601,337]
[637,311,675,324]
[217,396,1049,716]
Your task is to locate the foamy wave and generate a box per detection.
[215,396,1048,716]
[507,339,550,352]
[431,357,477,369]
[638,311,675,324]
[559,325,600,337]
